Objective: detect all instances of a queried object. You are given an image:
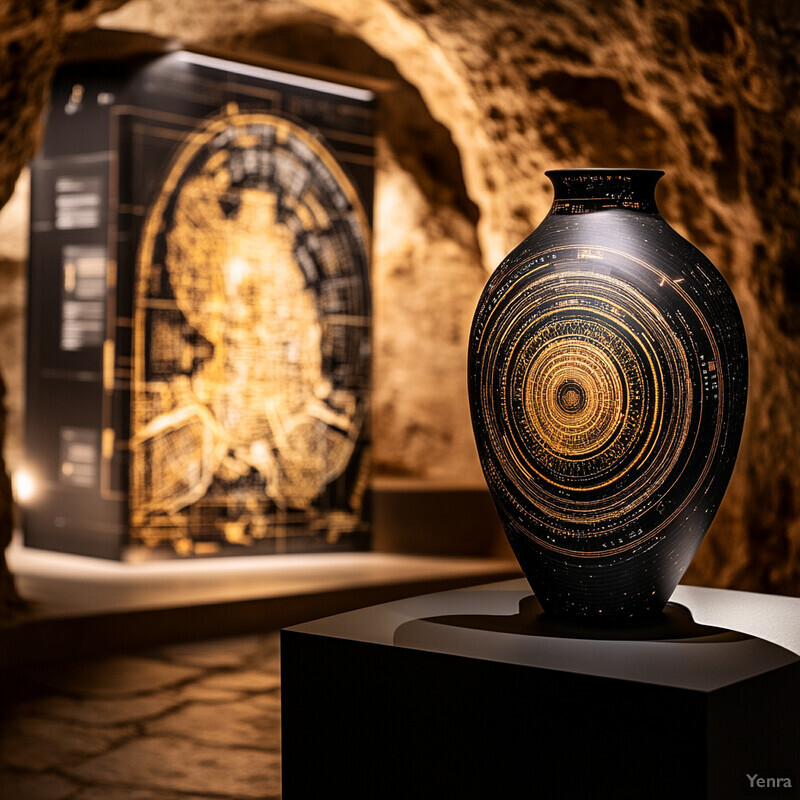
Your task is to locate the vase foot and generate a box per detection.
[420,593,747,643]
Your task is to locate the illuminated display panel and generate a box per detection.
[132,109,371,554]
[24,40,375,559]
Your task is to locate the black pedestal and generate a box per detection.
[281,580,800,800]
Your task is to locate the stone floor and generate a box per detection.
[0,633,282,800]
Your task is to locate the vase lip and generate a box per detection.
[545,168,665,177]
[544,168,664,215]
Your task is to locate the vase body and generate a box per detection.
[468,169,747,622]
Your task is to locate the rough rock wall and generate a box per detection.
[738,1,800,593]
[0,171,28,479]
[0,172,28,614]
[1,0,799,594]
[0,0,127,210]
[0,369,22,614]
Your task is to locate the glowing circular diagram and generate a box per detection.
[131,107,370,550]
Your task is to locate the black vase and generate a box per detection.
[468,169,747,622]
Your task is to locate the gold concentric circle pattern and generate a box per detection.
[473,252,723,556]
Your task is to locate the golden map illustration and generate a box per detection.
[131,108,370,552]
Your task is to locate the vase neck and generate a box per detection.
[545,169,664,215]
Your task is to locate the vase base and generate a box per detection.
[427,594,748,642]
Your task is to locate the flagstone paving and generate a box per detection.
[0,633,282,800]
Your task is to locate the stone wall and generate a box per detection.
[1,0,799,596]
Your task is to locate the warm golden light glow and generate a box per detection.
[130,109,371,553]
[13,469,36,504]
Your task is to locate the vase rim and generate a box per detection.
[545,168,664,214]
[545,168,665,177]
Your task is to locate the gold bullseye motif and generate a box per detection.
[557,385,584,413]
[524,337,625,458]
[478,264,700,549]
